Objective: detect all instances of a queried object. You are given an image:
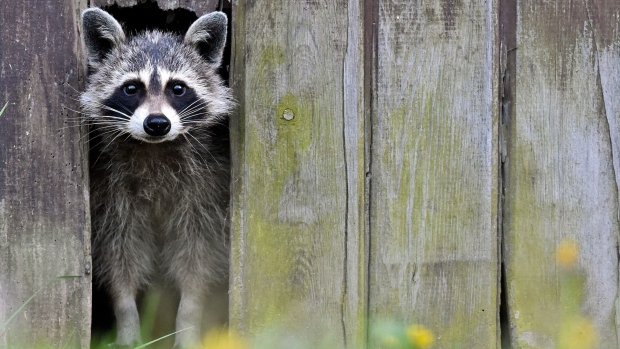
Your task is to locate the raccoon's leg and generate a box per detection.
[94,212,157,346]
[168,242,227,348]
[174,287,205,348]
[111,286,141,347]
[106,233,157,347]
[165,200,229,348]
[174,282,229,348]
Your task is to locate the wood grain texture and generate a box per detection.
[0,0,90,348]
[230,0,367,346]
[91,0,219,16]
[503,0,620,347]
[368,0,499,348]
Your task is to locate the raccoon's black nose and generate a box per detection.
[143,114,171,137]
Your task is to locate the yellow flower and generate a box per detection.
[200,328,249,349]
[558,316,598,349]
[406,324,434,349]
[557,239,579,267]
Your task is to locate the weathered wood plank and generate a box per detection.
[91,0,219,16]
[230,0,366,346]
[0,0,90,348]
[368,0,499,348]
[591,1,620,344]
[503,0,620,347]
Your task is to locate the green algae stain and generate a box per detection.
[373,86,497,348]
[258,44,285,71]
[240,89,333,328]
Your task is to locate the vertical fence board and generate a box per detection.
[503,0,620,347]
[368,0,499,347]
[230,1,366,346]
[0,0,90,348]
[591,1,620,344]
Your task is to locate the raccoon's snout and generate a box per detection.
[143,114,171,137]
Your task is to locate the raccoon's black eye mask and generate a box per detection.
[165,82,203,120]
[102,80,146,119]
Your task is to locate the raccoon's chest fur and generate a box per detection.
[90,136,230,240]
[115,146,186,225]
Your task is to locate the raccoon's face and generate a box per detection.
[80,9,230,144]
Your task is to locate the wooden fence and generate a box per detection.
[1,0,619,348]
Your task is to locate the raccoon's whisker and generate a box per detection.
[80,127,121,142]
[61,83,81,95]
[178,99,206,116]
[178,110,218,122]
[120,133,133,143]
[91,130,127,166]
[181,133,213,176]
[62,105,85,115]
[180,122,223,133]
[85,117,125,123]
[98,105,132,119]
[178,101,211,119]
[179,120,214,126]
[65,114,127,124]
[73,93,133,116]
[179,115,208,123]
[57,123,103,132]
[82,99,133,118]
[179,127,217,138]
[178,108,209,121]
[106,98,134,116]
[63,94,84,104]
[57,121,88,129]
[99,130,130,155]
[89,125,123,135]
[185,131,222,169]
[62,118,88,124]
[90,124,125,134]
[178,109,211,120]
[179,98,211,114]
[89,131,119,150]
[90,114,128,119]
[88,116,129,123]
[89,123,123,127]
[63,121,123,130]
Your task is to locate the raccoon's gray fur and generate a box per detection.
[80,8,231,348]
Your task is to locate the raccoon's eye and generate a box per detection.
[172,84,186,96]
[123,84,138,96]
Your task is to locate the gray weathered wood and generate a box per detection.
[592,1,620,344]
[91,0,219,16]
[229,0,367,346]
[0,1,91,348]
[368,0,500,348]
[503,0,620,347]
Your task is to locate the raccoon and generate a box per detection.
[80,8,232,348]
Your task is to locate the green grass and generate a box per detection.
[0,102,7,117]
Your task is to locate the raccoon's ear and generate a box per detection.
[81,8,125,65]
[184,12,227,65]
